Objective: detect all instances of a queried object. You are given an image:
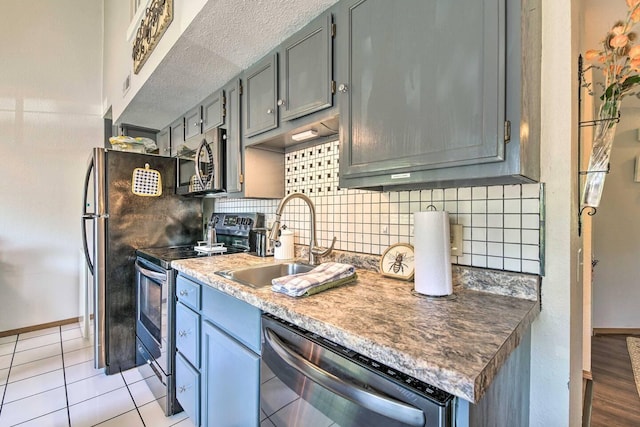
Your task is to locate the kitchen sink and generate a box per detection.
[215,262,315,289]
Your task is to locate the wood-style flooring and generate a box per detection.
[590,334,640,427]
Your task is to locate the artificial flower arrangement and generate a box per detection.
[582,0,640,207]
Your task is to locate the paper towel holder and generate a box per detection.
[380,243,415,280]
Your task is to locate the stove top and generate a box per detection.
[137,244,248,269]
[137,212,264,269]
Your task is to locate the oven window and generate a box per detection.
[139,274,162,344]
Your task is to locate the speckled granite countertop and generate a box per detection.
[172,253,540,403]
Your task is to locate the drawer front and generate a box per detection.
[177,275,200,310]
[175,353,200,427]
[176,302,200,367]
[201,285,261,354]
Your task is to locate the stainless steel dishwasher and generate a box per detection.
[261,313,454,427]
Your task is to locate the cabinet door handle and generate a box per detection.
[266,108,274,114]
[178,384,191,393]
[179,289,189,296]
[338,83,349,93]
[178,329,190,337]
[277,99,286,107]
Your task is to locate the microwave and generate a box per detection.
[176,128,226,196]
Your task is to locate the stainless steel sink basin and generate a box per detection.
[215,263,315,289]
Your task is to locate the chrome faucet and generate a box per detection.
[268,193,336,265]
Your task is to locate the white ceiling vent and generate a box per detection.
[122,73,131,96]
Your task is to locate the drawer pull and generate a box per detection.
[178,384,191,393]
[178,329,191,338]
[179,289,189,296]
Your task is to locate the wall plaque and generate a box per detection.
[132,0,173,74]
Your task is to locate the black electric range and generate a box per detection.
[136,212,265,269]
[133,212,265,417]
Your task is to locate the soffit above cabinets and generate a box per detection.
[115,0,339,130]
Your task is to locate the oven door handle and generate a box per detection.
[264,328,425,426]
[135,261,168,283]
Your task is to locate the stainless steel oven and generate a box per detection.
[135,257,179,415]
[261,314,455,427]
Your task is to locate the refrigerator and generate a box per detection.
[82,148,202,374]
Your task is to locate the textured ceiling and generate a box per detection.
[117,0,339,130]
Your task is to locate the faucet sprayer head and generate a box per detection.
[268,216,282,245]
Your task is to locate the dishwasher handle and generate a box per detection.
[264,327,425,427]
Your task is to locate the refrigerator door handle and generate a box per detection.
[82,157,95,275]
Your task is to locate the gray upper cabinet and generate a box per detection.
[184,105,203,141]
[243,54,278,138]
[222,76,285,199]
[337,0,535,190]
[279,13,333,122]
[169,117,184,157]
[202,89,225,133]
[156,126,170,156]
[222,78,242,194]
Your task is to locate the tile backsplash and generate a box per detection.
[215,140,544,275]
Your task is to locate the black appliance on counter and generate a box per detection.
[81,148,202,376]
[134,212,264,416]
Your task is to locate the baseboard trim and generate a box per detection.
[593,328,640,336]
[0,317,81,338]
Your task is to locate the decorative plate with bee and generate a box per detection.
[380,243,415,280]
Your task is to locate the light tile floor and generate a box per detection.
[0,324,194,427]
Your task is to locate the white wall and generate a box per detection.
[592,108,640,328]
[0,0,103,331]
[102,0,208,120]
[582,0,640,329]
[530,0,583,425]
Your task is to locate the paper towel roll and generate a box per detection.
[274,228,294,259]
[413,211,453,296]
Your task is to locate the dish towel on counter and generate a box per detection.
[271,262,357,297]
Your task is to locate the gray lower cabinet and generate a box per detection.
[175,352,200,426]
[337,0,537,190]
[175,275,202,425]
[175,273,261,427]
[201,320,260,427]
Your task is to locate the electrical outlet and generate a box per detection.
[450,224,463,256]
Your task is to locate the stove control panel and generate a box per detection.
[211,213,264,237]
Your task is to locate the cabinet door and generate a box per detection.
[156,127,170,156]
[185,106,202,141]
[243,54,278,138]
[338,0,506,182]
[279,13,333,121]
[176,302,199,368]
[201,320,260,427]
[170,117,185,156]
[202,89,225,132]
[222,78,242,193]
[175,353,200,427]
